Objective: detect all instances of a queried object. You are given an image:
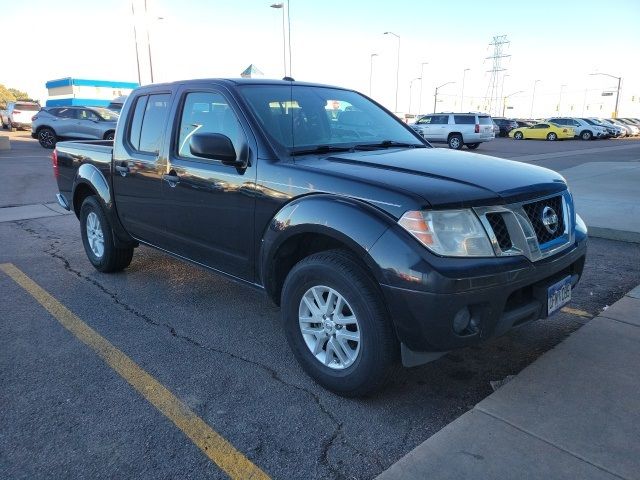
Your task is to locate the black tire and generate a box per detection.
[580,130,593,141]
[8,120,16,132]
[38,127,57,149]
[466,143,480,150]
[80,196,134,273]
[546,132,557,141]
[281,249,398,397]
[514,131,524,140]
[104,131,115,141]
[448,134,463,150]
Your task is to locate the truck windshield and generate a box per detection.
[239,84,424,154]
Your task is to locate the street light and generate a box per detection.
[143,0,164,83]
[530,79,541,119]
[590,72,622,118]
[558,84,567,114]
[502,90,524,117]
[131,1,142,85]
[418,62,428,115]
[499,74,510,114]
[460,68,470,111]
[408,77,421,115]
[384,31,400,113]
[434,81,455,113]
[369,53,378,96]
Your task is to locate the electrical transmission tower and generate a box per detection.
[484,35,510,115]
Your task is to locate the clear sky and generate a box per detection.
[3,0,640,117]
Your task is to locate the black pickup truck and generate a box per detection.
[53,79,587,396]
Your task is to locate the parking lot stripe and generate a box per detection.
[0,263,270,480]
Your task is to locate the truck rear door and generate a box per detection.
[112,92,172,243]
[160,86,257,281]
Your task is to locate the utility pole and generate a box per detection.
[530,79,540,119]
[484,35,510,115]
[590,72,622,118]
[384,32,400,113]
[434,82,455,113]
[460,68,470,111]
[409,77,421,115]
[131,1,141,85]
[419,62,428,115]
[369,53,378,96]
[145,0,154,83]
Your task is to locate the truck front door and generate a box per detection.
[161,88,257,282]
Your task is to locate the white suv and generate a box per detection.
[1,101,41,131]
[411,113,495,149]
[547,117,609,140]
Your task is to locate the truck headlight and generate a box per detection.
[398,209,494,257]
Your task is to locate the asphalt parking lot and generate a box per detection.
[2,132,640,479]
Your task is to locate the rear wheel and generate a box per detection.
[514,131,524,140]
[448,134,463,150]
[580,130,593,140]
[546,132,557,141]
[466,143,480,150]
[281,249,398,397]
[38,128,57,149]
[8,120,15,132]
[104,131,115,141]
[80,196,134,273]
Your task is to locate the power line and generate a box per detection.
[484,35,510,115]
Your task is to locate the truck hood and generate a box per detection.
[297,147,567,209]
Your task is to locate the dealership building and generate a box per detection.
[44,77,139,107]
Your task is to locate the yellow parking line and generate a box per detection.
[0,263,270,480]
[560,306,592,318]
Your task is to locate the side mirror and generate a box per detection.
[189,132,241,166]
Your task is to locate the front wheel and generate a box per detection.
[281,250,398,397]
[466,143,480,150]
[546,132,557,141]
[80,196,134,273]
[8,120,16,132]
[448,134,463,150]
[38,128,57,149]
[580,130,593,140]
[513,131,524,140]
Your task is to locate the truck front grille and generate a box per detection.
[522,195,565,245]
[486,213,512,250]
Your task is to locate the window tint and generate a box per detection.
[78,109,99,121]
[582,118,595,125]
[138,94,171,153]
[128,96,148,150]
[454,115,474,124]
[177,91,244,159]
[431,115,449,125]
[478,116,492,125]
[57,108,77,119]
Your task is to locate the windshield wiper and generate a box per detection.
[353,140,425,150]
[291,145,354,156]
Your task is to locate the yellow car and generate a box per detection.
[509,122,575,141]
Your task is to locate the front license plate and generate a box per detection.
[547,276,572,316]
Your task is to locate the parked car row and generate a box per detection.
[0,101,41,131]
[409,112,495,149]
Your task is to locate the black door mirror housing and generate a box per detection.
[189,133,241,166]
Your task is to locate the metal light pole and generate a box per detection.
[408,77,421,115]
[558,84,567,114]
[530,79,541,119]
[369,53,378,96]
[384,31,400,113]
[144,0,155,83]
[434,81,455,113]
[499,74,510,115]
[270,3,287,77]
[460,68,470,112]
[590,72,622,118]
[418,62,428,116]
[503,90,524,117]
[131,1,141,85]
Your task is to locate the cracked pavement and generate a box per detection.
[2,137,640,479]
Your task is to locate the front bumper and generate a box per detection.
[376,233,587,356]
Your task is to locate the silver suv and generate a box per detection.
[411,113,495,149]
[1,101,41,131]
[31,106,119,149]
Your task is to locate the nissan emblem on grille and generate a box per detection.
[542,206,559,234]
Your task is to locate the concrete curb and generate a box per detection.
[587,225,640,244]
[0,135,10,150]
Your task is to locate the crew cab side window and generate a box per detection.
[176,91,244,160]
[128,94,171,154]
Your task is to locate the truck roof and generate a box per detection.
[134,78,350,91]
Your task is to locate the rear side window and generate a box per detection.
[431,115,449,125]
[128,94,171,153]
[57,108,77,119]
[478,116,492,125]
[454,115,475,124]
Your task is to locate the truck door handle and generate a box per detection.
[162,171,180,186]
[115,164,130,176]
